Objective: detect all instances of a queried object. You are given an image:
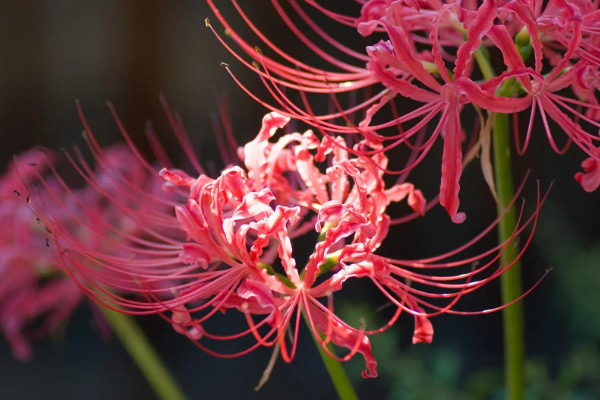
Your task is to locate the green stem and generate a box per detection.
[492,113,524,400]
[475,48,524,400]
[303,314,359,400]
[100,308,189,400]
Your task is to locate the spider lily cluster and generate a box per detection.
[5,0,596,380]
[207,0,600,209]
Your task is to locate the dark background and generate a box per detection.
[1,2,599,399]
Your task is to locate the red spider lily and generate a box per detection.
[28,103,546,379]
[1,143,158,361]
[206,0,600,205]
[0,150,82,360]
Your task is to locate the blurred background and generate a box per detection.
[1,1,599,399]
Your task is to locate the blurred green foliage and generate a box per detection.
[338,205,600,400]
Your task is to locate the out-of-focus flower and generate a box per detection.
[0,149,82,361]
[206,0,600,205]
[1,140,162,361]
[31,105,544,378]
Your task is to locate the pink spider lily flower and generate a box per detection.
[32,108,425,378]
[495,1,600,149]
[0,150,82,361]
[481,3,600,194]
[1,143,153,361]
[30,103,546,379]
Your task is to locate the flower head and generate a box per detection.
[31,103,544,378]
[0,149,82,361]
[0,141,158,361]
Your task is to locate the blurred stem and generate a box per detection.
[476,48,524,400]
[303,314,359,400]
[100,308,189,400]
[493,113,524,400]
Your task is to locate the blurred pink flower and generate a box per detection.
[2,141,163,361]
[0,149,82,361]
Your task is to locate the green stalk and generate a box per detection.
[475,49,524,400]
[492,113,524,400]
[100,308,189,400]
[303,313,359,400]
